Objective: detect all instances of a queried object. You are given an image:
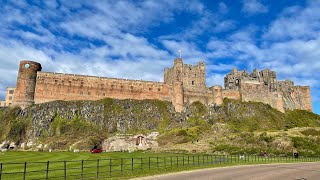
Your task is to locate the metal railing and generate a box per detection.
[0,154,319,180]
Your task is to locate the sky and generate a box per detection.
[0,0,319,114]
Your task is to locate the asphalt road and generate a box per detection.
[135,162,320,180]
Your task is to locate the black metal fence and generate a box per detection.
[0,155,319,180]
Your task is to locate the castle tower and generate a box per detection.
[12,60,42,108]
[173,58,183,82]
[211,85,223,105]
[172,81,184,112]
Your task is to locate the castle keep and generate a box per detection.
[4,59,312,112]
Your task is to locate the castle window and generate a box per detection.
[130,86,133,89]
[195,74,197,77]
[235,79,239,86]
[69,81,72,85]
[158,88,161,91]
[55,80,58,83]
[102,93,105,96]
[88,92,91,95]
[215,89,218,92]
[9,90,14,94]
[121,85,124,89]
[192,81,194,85]
[149,88,152,91]
[8,96,12,100]
[80,91,83,95]
[111,85,114,88]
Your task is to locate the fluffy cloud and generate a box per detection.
[242,0,268,15]
[0,0,319,114]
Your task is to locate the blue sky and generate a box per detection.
[0,0,319,114]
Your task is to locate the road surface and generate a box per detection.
[135,162,320,180]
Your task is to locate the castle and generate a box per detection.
[1,58,312,112]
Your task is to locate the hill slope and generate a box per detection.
[0,98,319,154]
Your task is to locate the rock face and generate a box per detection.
[102,132,159,152]
[0,97,319,151]
[15,98,180,143]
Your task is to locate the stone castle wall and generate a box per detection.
[34,72,172,104]
[10,58,312,113]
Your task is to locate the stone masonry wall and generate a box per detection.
[34,72,172,104]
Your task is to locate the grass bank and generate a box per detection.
[0,151,319,179]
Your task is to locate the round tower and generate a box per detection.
[12,60,42,108]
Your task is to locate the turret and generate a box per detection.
[12,60,42,108]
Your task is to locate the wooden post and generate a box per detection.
[176,156,179,168]
[121,158,123,175]
[157,157,159,169]
[96,159,100,178]
[23,162,27,180]
[0,163,3,180]
[81,160,84,179]
[46,161,49,180]
[109,159,112,177]
[64,161,67,180]
[132,158,134,172]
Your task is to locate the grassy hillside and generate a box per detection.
[1,98,320,155]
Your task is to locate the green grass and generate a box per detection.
[1,151,320,180]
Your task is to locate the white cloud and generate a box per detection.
[264,1,320,40]
[242,0,268,15]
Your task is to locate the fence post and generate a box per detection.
[96,159,100,178]
[81,160,84,179]
[164,157,166,169]
[149,157,151,170]
[176,156,179,168]
[0,163,2,180]
[183,156,185,167]
[157,157,159,169]
[198,155,200,166]
[193,156,195,166]
[109,159,112,177]
[46,161,49,180]
[132,158,134,172]
[64,161,67,180]
[121,158,123,175]
[23,162,27,180]
[188,155,190,166]
[170,156,172,169]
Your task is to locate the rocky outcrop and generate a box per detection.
[102,132,159,152]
